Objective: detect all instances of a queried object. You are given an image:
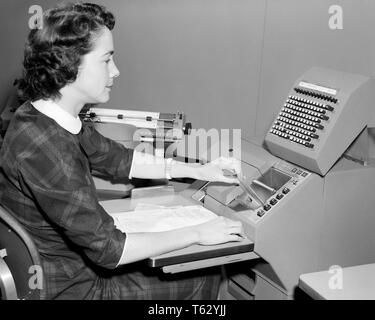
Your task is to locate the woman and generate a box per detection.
[0,2,243,299]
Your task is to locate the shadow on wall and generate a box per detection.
[0,80,25,142]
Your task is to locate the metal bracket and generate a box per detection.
[0,257,17,300]
[343,127,369,166]
[0,248,7,258]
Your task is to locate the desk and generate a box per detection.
[100,190,256,273]
[299,263,375,300]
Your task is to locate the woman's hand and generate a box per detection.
[191,216,245,245]
[193,156,242,184]
[120,215,245,264]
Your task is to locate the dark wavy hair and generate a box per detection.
[17,2,115,102]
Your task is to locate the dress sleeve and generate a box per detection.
[79,124,134,180]
[18,133,126,269]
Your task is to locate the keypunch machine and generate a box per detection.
[181,67,375,299]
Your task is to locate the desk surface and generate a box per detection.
[299,263,375,300]
[100,190,254,270]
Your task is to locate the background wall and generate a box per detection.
[256,0,375,139]
[0,0,374,141]
[0,1,32,109]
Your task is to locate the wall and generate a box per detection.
[107,0,265,136]
[0,1,31,109]
[255,0,375,139]
[0,0,374,141]
[0,0,265,138]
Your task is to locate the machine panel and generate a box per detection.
[184,67,375,299]
[265,67,375,175]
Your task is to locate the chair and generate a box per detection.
[0,204,44,300]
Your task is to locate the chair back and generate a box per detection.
[0,204,43,300]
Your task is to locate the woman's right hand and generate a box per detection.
[192,216,245,245]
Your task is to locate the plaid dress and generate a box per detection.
[0,102,220,300]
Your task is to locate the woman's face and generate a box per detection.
[71,27,120,104]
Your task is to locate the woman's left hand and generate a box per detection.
[194,157,242,184]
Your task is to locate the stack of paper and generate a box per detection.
[110,204,217,233]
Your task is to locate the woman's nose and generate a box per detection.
[110,61,120,78]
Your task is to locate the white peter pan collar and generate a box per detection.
[31,99,82,134]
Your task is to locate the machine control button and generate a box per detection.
[257,210,266,217]
[270,198,278,205]
[263,204,272,211]
[305,142,314,148]
[276,193,284,200]
[291,168,297,173]
[301,171,308,177]
[282,187,290,194]
[296,169,303,175]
